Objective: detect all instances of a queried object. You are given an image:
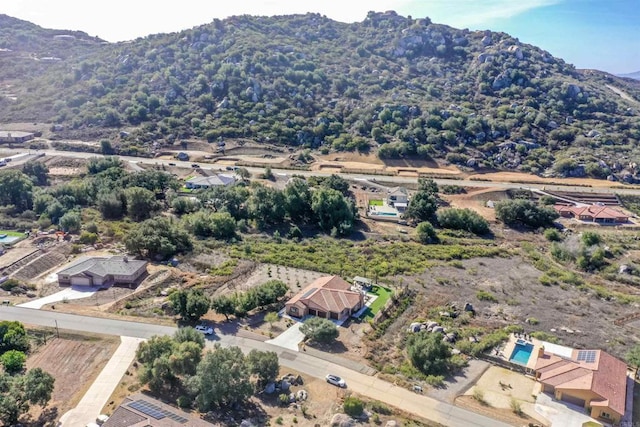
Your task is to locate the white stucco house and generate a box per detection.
[387,186,409,211]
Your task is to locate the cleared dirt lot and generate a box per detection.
[442,188,510,222]
[461,366,543,425]
[25,333,119,426]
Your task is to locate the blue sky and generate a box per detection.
[0,0,637,74]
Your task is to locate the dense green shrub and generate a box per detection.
[406,332,451,376]
[0,350,26,374]
[343,396,364,416]
[437,208,489,235]
[495,199,558,228]
[299,317,339,343]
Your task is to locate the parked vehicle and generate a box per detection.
[195,325,214,335]
[325,374,346,388]
[191,163,200,168]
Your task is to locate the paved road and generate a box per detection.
[2,147,640,196]
[0,306,512,427]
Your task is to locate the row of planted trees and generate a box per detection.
[168,280,289,322]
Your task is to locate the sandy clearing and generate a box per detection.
[48,167,81,176]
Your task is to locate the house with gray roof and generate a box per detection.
[0,131,35,143]
[184,174,236,190]
[57,256,147,287]
[103,393,213,427]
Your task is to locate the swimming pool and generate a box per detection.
[509,342,534,365]
[374,212,398,217]
[0,235,20,244]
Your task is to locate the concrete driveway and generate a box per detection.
[18,286,101,309]
[535,392,601,427]
[265,321,304,351]
[59,336,145,427]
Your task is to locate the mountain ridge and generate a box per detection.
[0,11,639,179]
[618,71,640,80]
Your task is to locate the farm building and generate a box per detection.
[554,205,629,224]
[57,256,147,287]
[285,275,364,321]
[0,131,35,143]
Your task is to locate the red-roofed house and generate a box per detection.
[555,204,629,224]
[285,275,364,321]
[534,347,628,424]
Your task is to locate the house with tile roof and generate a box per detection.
[555,204,629,224]
[103,393,213,427]
[285,275,364,321]
[57,256,147,287]
[534,347,628,424]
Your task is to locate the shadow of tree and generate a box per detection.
[203,400,268,426]
[21,406,59,427]
[308,339,349,354]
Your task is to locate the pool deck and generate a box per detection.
[501,334,542,371]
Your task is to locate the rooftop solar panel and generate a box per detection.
[128,400,188,423]
[577,350,596,363]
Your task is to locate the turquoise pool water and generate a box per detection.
[0,235,20,244]
[509,342,533,365]
[375,212,398,216]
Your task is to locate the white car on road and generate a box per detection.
[325,374,346,388]
[195,325,214,335]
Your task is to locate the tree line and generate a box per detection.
[170,280,289,322]
[136,328,279,411]
[0,157,358,260]
[0,321,55,426]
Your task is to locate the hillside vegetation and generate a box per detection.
[1,11,640,179]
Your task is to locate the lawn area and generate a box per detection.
[369,199,384,206]
[0,230,25,237]
[360,285,392,321]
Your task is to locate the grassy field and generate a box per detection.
[0,230,25,237]
[230,237,505,279]
[360,285,393,321]
[369,199,384,206]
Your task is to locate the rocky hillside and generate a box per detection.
[1,11,640,179]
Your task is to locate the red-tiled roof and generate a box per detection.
[591,351,628,416]
[286,276,362,314]
[554,205,628,220]
[535,349,627,416]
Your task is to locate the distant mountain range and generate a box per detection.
[618,71,640,80]
[0,11,639,180]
